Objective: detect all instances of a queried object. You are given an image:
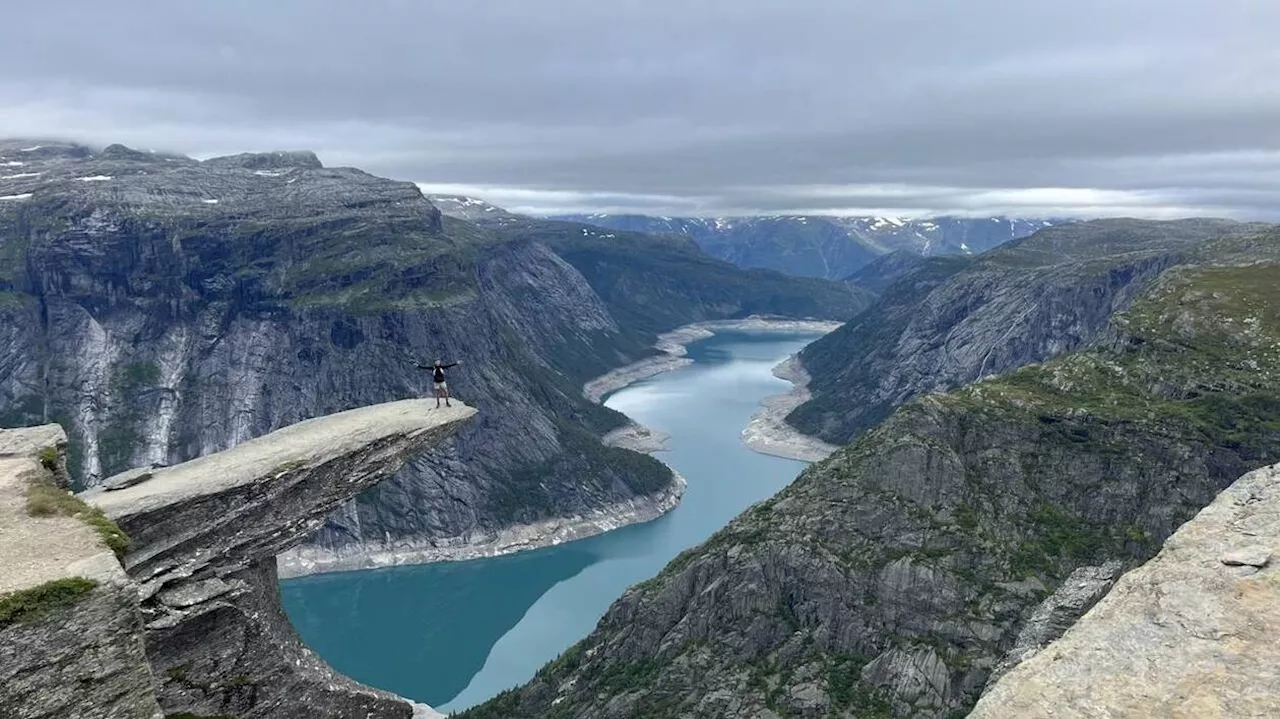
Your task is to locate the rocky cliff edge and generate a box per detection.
[0,423,161,719]
[971,460,1280,719]
[2,399,474,719]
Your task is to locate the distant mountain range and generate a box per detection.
[553,213,1064,281]
[420,198,1063,283]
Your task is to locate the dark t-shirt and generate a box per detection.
[421,362,457,383]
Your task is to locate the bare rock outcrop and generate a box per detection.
[1,399,475,719]
[971,462,1280,718]
[981,560,1125,689]
[0,425,161,719]
[78,398,475,719]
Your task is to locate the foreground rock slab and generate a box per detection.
[972,461,1280,719]
[79,399,476,719]
[0,425,162,719]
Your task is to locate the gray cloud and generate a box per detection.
[1,0,1277,218]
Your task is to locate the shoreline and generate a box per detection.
[602,423,672,453]
[277,473,687,578]
[740,354,841,463]
[586,315,843,465]
[583,316,843,403]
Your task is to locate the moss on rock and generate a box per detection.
[0,577,98,627]
[26,482,130,557]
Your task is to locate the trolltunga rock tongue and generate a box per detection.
[77,398,476,719]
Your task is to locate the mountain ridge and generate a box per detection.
[551,211,1062,280]
[790,218,1273,445]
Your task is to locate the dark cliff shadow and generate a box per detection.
[280,545,597,707]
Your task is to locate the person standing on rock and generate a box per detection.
[416,358,460,408]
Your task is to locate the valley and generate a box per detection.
[462,221,1280,719]
[3,4,1278,718]
[282,330,826,712]
[3,142,1279,719]
[0,140,862,582]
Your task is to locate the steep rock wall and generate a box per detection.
[0,144,681,575]
[791,219,1267,444]
[461,260,1280,718]
[77,399,476,718]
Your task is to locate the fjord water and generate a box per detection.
[281,331,820,711]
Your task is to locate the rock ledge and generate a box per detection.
[4,399,476,719]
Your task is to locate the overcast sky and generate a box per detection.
[2,1,1277,218]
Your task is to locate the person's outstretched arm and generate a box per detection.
[442,361,459,369]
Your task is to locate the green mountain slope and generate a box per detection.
[790,219,1270,445]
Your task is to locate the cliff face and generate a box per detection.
[0,140,860,574]
[462,253,1280,718]
[2,402,474,719]
[110,399,471,719]
[790,218,1270,444]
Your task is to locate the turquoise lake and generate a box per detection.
[281,331,821,712]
